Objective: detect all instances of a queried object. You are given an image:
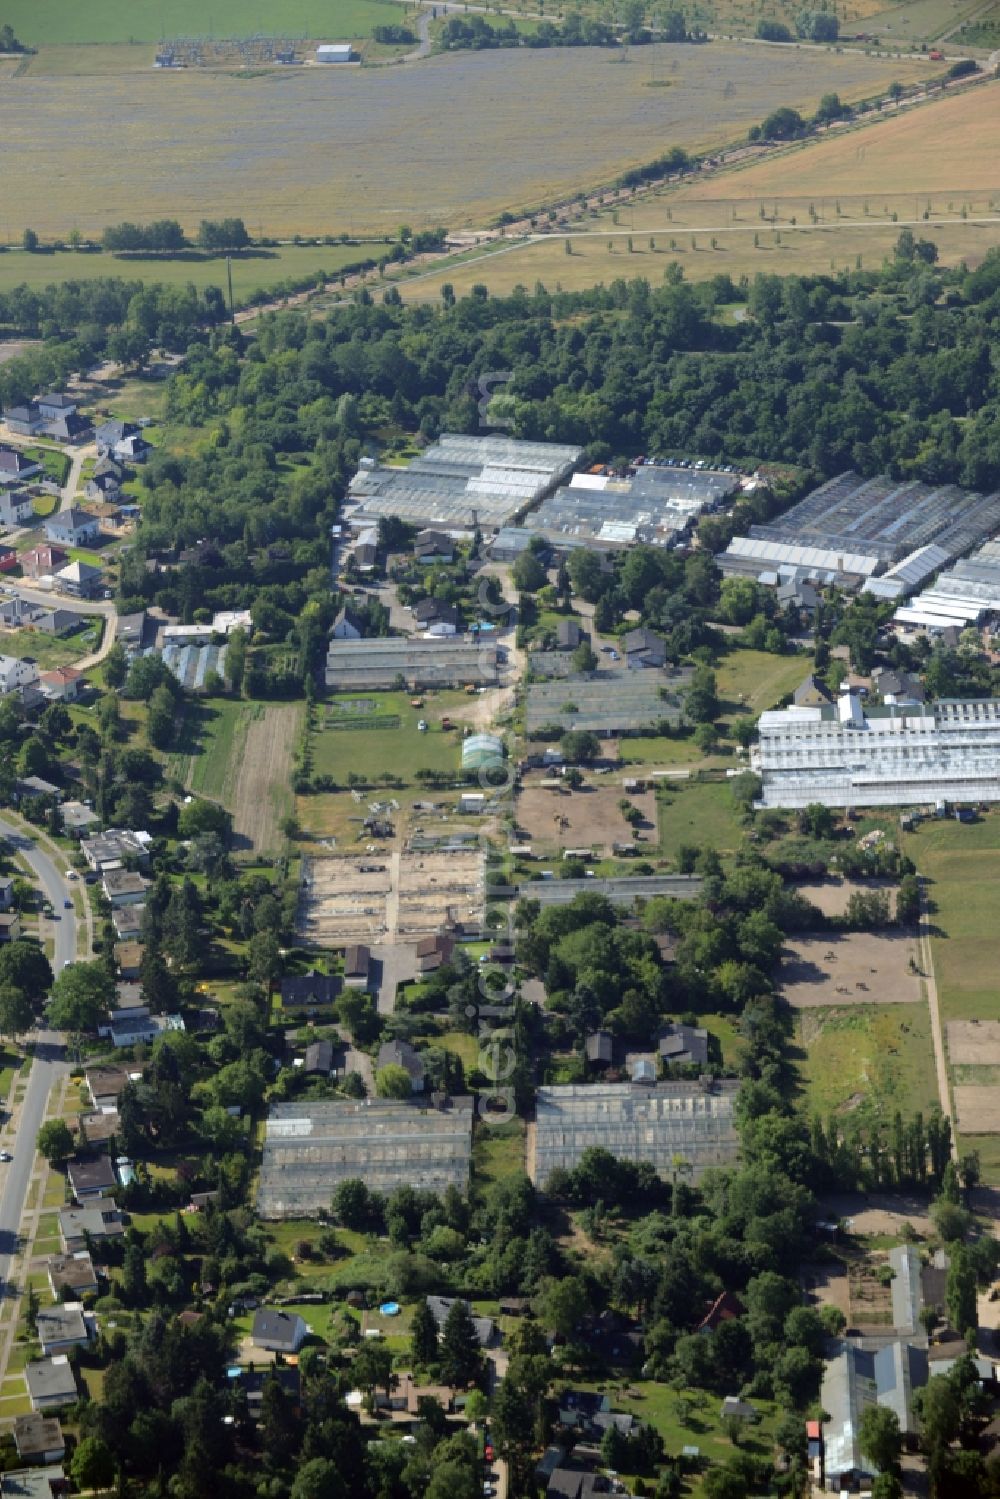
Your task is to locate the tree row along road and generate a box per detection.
[0,818,74,1335]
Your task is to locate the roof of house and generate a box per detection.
[333,605,365,632]
[280,971,341,1006]
[102,869,147,896]
[425,1296,495,1347]
[39,667,83,689]
[556,619,581,648]
[303,1040,335,1075]
[13,1414,64,1460]
[695,1290,744,1333]
[793,673,834,707]
[377,1039,425,1083]
[585,1031,614,1064]
[47,1252,98,1292]
[57,560,103,585]
[622,626,666,656]
[67,1156,116,1196]
[1,1470,65,1499]
[41,392,75,411]
[59,1205,125,1241]
[50,507,96,532]
[252,1308,305,1350]
[85,1064,129,1098]
[35,1305,87,1346]
[658,1023,709,1067]
[344,944,370,978]
[24,1357,77,1405]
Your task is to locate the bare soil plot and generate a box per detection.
[230,702,302,855]
[0,44,935,237]
[947,1019,1000,1065]
[516,776,658,857]
[800,1260,851,1321]
[781,931,922,1008]
[954,1084,1000,1134]
[848,1258,894,1327]
[296,856,392,947]
[795,877,897,919]
[397,845,484,938]
[820,1191,934,1238]
[670,83,1000,203]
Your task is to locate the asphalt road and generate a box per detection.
[0,818,72,1290]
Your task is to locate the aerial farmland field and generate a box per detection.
[1,0,412,46]
[0,242,384,301]
[0,43,935,238]
[391,80,1000,297]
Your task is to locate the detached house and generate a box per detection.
[21,544,67,580]
[45,509,100,548]
[0,447,42,487]
[331,605,365,641]
[0,489,35,527]
[0,656,40,695]
[622,627,667,669]
[4,403,46,437]
[252,1308,308,1354]
[95,420,151,464]
[37,393,77,423]
[39,667,83,703]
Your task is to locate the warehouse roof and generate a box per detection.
[531,1080,740,1186]
[257,1097,474,1217]
[348,433,581,530]
[525,670,686,735]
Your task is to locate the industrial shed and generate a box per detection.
[525,671,685,736]
[347,433,582,531]
[719,472,1000,592]
[531,1080,740,1186]
[894,538,1000,631]
[526,463,736,552]
[256,1097,475,1217]
[325,638,498,691]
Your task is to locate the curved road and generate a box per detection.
[0,819,73,1291]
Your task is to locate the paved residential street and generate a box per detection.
[0,819,74,1293]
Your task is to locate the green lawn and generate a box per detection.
[310,690,474,784]
[472,1121,526,1191]
[168,697,250,797]
[714,647,810,722]
[21,445,70,486]
[794,1003,939,1124]
[0,241,388,302]
[658,779,745,864]
[906,813,1000,1022]
[4,0,418,47]
[0,621,101,670]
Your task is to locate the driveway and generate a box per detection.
[371,941,419,1016]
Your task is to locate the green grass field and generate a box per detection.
[658,778,746,863]
[906,813,1000,1023]
[715,647,810,721]
[310,690,473,783]
[3,0,415,46]
[794,1004,938,1123]
[169,698,251,798]
[0,243,385,302]
[0,621,101,671]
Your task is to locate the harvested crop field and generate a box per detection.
[231,702,303,855]
[948,1019,1000,1066]
[0,44,935,237]
[781,931,923,1008]
[670,82,1000,203]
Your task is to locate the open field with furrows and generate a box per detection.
[0,44,936,237]
[795,1004,938,1122]
[0,243,386,299]
[170,698,303,853]
[1,0,415,46]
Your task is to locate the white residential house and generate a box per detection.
[332,605,364,640]
[101,870,149,908]
[45,510,101,549]
[0,656,40,695]
[0,489,35,527]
